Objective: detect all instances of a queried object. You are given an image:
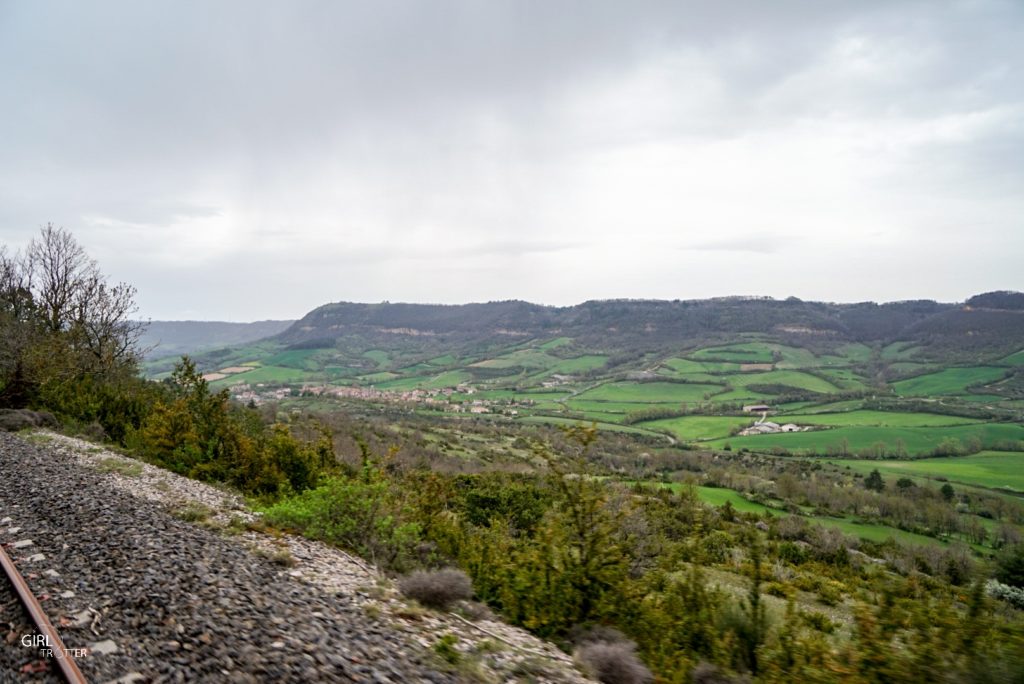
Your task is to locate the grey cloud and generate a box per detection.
[0,1,1021,319]
[450,241,581,258]
[685,236,785,254]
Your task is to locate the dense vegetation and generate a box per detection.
[261,426,1024,682]
[0,227,335,495]
[4,227,1024,682]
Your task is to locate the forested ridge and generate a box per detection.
[274,294,1024,361]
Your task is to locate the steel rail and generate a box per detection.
[0,542,88,684]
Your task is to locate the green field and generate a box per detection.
[539,337,573,350]
[823,451,1024,493]
[727,370,840,394]
[663,358,741,374]
[805,515,949,547]
[780,410,984,427]
[456,389,569,404]
[1002,349,1024,366]
[656,483,947,546]
[363,349,391,368]
[834,342,873,363]
[774,347,819,369]
[639,411,984,441]
[358,371,400,383]
[517,415,668,438]
[881,342,920,360]
[817,368,868,390]
[374,375,433,391]
[564,400,659,419]
[658,369,723,384]
[418,370,473,389]
[263,348,322,369]
[471,349,557,369]
[696,486,778,514]
[708,423,1024,456]
[886,362,933,376]
[370,370,473,391]
[210,365,313,387]
[891,366,1008,396]
[576,381,725,404]
[709,387,773,403]
[641,415,753,441]
[548,355,608,374]
[691,343,775,364]
[630,481,780,516]
[785,400,864,414]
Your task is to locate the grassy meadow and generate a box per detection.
[823,451,1024,493]
[892,366,1008,396]
[707,423,1024,456]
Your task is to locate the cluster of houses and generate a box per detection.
[231,384,292,404]
[229,381,524,415]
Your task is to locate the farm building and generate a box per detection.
[739,421,807,436]
[739,421,781,436]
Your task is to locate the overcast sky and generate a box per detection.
[1,1,1022,321]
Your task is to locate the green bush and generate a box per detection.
[262,475,421,571]
[994,544,1024,588]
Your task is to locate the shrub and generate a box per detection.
[994,544,1024,588]
[800,610,838,634]
[433,633,461,664]
[575,641,653,684]
[0,408,57,431]
[399,568,474,610]
[96,457,143,477]
[263,476,422,572]
[570,624,631,646]
[777,541,808,565]
[763,581,792,599]
[691,662,737,684]
[986,579,1024,610]
[816,581,843,606]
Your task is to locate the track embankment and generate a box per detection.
[0,431,456,683]
[0,431,591,683]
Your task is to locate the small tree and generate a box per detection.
[736,541,768,674]
[864,469,885,492]
[0,225,145,410]
[940,483,956,502]
[531,425,630,630]
[994,544,1024,588]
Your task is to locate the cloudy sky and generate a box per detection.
[1,1,1022,320]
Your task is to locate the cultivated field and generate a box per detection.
[892,366,1008,396]
[707,423,1024,456]
[824,451,1024,493]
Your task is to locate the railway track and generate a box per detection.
[1,539,83,683]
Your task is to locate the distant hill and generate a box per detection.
[269,294,1024,360]
[140,320,295,359]
[966,291,1024,310]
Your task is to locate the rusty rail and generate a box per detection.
[0,542,87,683]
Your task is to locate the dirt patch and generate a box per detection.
[740,363,774,371]
[218,366,252,374]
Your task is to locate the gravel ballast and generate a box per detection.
[0,431,456,683]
